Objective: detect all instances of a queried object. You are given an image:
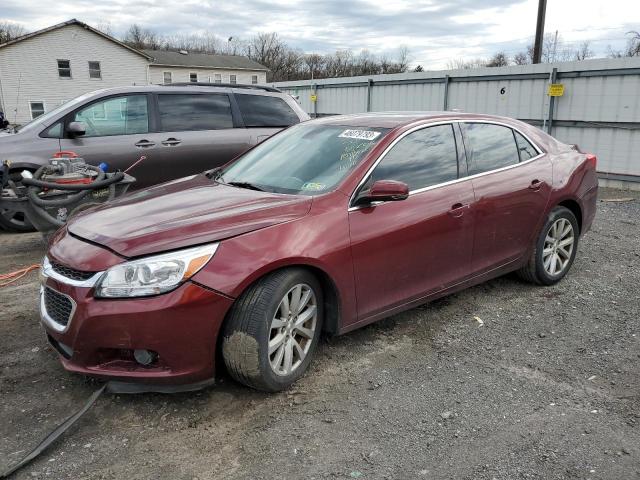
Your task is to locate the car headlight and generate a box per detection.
[95,243,218,298]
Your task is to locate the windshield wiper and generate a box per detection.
[227,181,264,192]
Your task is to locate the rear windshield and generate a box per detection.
[218,123,389,195]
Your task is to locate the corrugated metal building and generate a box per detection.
[274,57,640,188]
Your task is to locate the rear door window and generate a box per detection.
[368,124,459,191]
[235,94,300,127]
[157,94,233,131]
[514,131,539,161]
[463,123,519,175]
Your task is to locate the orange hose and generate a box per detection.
[0,264,41,288]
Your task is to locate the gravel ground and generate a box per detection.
[0,187,639,480]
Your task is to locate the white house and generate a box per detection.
[0,19,269,125]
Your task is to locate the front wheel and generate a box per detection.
[222,268,323,392]
[518,206,579,285]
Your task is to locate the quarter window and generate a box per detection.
[514,131,538,161]
[57,60,71,78]
[368,124,459,191]
[189,72,198,83]
[157,94,233,131]
[163,71,172,84]
[463,123,519,175]
[30,102,45,119]
[88,61,101,79]
[73,95,149,137]
[41,122,63,138]
[236,94,299,127]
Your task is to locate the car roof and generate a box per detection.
[80,84,287,98]
[311,111,525,129]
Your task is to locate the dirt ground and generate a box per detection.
[1,188,639,480]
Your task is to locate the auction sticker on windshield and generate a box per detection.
[338,129,382,141]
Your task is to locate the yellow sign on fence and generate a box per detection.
[310,94,318,102]
[548,83,565,97]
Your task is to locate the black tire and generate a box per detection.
[518,206,579,286]
[0,170,36,232]
[222,268,323,392]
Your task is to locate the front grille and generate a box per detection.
[43,287,74,327]
[50,261,96,281]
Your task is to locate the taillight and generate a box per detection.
[586,154,597,170]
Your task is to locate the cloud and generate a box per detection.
[1,0,638,68]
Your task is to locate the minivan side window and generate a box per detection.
[73,95,149,137]
[514,131,539,161]
[368,124,459,191]
[236,94,300,127]
[157,94,233,131]
[463,123,519,175]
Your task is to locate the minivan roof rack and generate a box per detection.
[164,82,282,93]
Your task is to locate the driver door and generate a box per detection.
[60,94,156,188]
[348,124,475,322]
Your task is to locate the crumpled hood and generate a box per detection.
[68,174,312,257]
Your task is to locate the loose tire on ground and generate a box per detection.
[518,206,579,286]
[222,268,324,392]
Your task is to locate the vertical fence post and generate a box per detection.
[443,75,450,111]
[366,79,374,112]
[312,83,318,118]
[546,67,557,134]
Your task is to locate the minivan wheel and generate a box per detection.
[0,170,36,232]
[518,206,579,286]
[222,268,323,392]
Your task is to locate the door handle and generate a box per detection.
[448,203,468,218]
[134,139,155,148]
[529,179,543,191]
[161,138,182,146]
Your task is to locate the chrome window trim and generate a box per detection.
[40,286,77,333]
[41,256,104,288]
[348,119,545,211]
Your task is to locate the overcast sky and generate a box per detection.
[2,0,639,68]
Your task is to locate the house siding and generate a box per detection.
[0,24,149,124]
[149,66,267,85]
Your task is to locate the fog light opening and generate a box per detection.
[133,349,158,366]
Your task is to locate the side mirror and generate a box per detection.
[66,121,86,137]
[356,179,409,206]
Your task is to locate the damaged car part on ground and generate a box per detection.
[40,112,598,393]
[0,83,309,232]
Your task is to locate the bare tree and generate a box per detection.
[123,24,161,50]
[610,31,640,57]
[574,41,594,61]
[513,51,529,65]
[486,51,509,67]
[414,64,424,72]
[0,21,26,44]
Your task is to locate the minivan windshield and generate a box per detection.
[218,123,389,195]
[14,92,97,133]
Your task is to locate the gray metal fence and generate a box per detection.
[274,57,640,185]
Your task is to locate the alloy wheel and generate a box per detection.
[542,218,575,276]
[268,283,318,376]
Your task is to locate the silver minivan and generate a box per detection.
[0,83,309,231]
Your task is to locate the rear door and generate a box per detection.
[59,94,153,184]
[348,123,475,322]
[149,92,252,186]
[234,93,302,145]
[461,122,552,274]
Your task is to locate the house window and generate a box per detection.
[214,73,222,84]
[30,101,45,119]
[189,73,198,83]
[229,74,237,84]
[251,75,258,84]
[88,61,101,79]
[163,71,172,84]
[57,59,71,78]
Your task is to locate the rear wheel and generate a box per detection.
[222,268,323,392]
[518,206,579,285]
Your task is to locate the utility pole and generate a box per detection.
[533,0,547,64]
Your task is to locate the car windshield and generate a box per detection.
[218,123,389,195]
[14,92,98,133]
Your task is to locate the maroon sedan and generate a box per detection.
[41,112,598,392]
